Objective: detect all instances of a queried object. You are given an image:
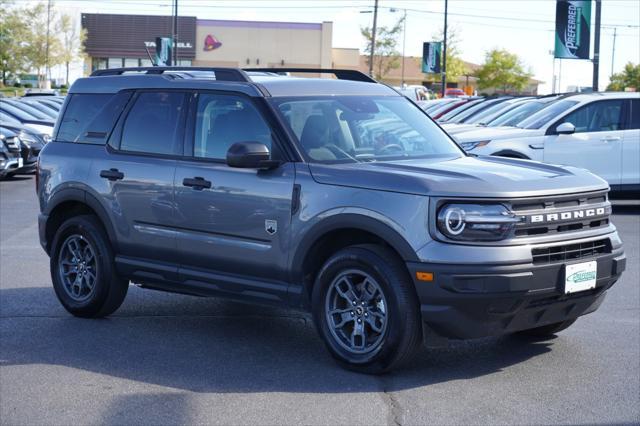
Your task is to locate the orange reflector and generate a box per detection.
[416,272,434,282]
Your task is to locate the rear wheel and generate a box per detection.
[312,245,422,374]
[517,319,577,337]
[50,215,128,318]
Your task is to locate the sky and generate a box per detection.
[18,0,640,94]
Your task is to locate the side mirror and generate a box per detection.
[226,141,279,169]
[556,122,576,135]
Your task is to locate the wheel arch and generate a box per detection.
[43,188,118,255]
[290,214,418,307]
[491,150,530,159]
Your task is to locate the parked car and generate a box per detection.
[428,98,470,119]
[0,127,23,178]
[2,98,57,120]
[457,93,640,195]
[37,67,625,373]
[437,97,486,122]
[396,85,434,101]
[23,88,61,97]
[20,97,62,115]
[0,103,55,137]
[441,97,533,135]
[417,98,457,114]
[444,88,466,97]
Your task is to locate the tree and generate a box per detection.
[0,1,29,85]
[20,2,63,87]
[430,27,467,83]
[476,49,532,93]
[607,63,640,92]
[57,13,86,86]
[361,17,403,80]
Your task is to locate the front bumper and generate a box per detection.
[0,158,21,177]
[407,245,625,341]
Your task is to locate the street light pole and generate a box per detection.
[368,0,379,77]
[441,0,448,97]
[611,27,617,77]
[401,9,407,86]
[592,0,602,91]
[45,0,51,88]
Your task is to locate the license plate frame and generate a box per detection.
[564,261,597,294]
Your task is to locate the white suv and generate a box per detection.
[456,92,640,194]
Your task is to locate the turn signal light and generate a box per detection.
[416,272,434,282]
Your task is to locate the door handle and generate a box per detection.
[182,176,212,190]
[601,136,621,143]
[100,168,124,181]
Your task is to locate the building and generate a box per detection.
[81,13,541,95]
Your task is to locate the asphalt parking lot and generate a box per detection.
[0,175,638,426]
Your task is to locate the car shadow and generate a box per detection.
[612,204,640,215]
[0,286,554,394]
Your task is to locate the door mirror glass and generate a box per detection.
[226,141,273,168]
[556,122,576,135]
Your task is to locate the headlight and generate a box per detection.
[437,203,522,241]
[43,134,51,143]
[460,140,490,151]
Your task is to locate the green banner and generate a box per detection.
[155,37,173,66]
[422,42,442,74]
[554,0,592,60]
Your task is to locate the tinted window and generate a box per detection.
[488,100,550,127]
[57,94,114,142]
[519,100,578,129]
[275,96,461,163]
[627,99,640,130]
[558,99,624,133]
[194,94,272,160]
[120,92,186,155]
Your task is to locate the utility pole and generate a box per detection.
[611,27,617,77]
[401,9,407,86]
[368,0,379,77]
[592,0,602,92]
[45,0,51,88]
[441,0,448,97]
[173,0,178,66]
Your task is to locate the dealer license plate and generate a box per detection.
[18,158,23,168]
[564,261,597,294]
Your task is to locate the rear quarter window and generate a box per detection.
[56,93,131,144]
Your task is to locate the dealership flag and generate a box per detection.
[554,0,592,60]
[422,42,442,74]
[155,37,173,66]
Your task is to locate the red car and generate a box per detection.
[445,88,466,97]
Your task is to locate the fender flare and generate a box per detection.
[44,186,118,251]
[290,213,419,283]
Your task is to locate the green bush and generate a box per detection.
[13,82,22,88]
[23,83,33,88]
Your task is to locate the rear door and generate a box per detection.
[91,90,188,270]
[173,92,295,289]
[544,99,625,186]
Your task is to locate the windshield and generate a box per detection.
[470,99,530,125]
[447,98,507,124]
[488,100,551,127]
[4,100,52,120]
[273,96,463,163]
[517,99,579,129]
[439,99,484,122]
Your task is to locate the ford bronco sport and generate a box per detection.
[37,67,626,373]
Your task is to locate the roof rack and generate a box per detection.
[244,68,376,83]
[90,67,251,82]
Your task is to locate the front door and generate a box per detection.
[544,99,625,187]
[174,93,295,287]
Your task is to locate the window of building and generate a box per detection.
[120,92,187,155]
[107,58,123,69]
[124,58,139,67]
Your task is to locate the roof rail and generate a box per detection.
[90,67,251,82]
[244,68,376,83]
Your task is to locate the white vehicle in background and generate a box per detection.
[457,92,640,195]
[396,85,434,101]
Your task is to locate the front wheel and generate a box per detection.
[50,215,128,318]
[312,245,422,374]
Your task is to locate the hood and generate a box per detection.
[453,126,542,143]
[440,123,482,135]
[308,155,608,198]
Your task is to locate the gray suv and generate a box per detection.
[37,67,626,373]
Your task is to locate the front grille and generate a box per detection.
[512,190,610,238]
[531,238,611,265]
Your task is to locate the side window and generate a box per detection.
[75,92,132,144]
[627,99,640,130]
[57,94,114,142]
[120,92,186,155]
[193,94,272,160]
[559,100,624,134]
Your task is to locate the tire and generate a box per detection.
[517,319,577,338]
[312,244,422,374]
[50,215,128,318]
